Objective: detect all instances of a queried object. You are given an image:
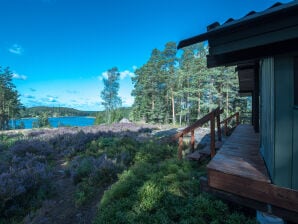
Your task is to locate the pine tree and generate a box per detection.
[162,42,178,125]
[100,67,122,124]
[0,67,22,130]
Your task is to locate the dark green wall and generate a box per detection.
[260,58,275,179]
[260,56,297,190]
[274,56,294,188]
[293,109,298,189]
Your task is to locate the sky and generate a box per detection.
[0,0,292,111]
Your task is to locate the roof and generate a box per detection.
[178,1,298,49]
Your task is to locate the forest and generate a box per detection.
[130,42,249,125]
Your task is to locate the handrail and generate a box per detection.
[175,107,224,160]
[220,112,240,136]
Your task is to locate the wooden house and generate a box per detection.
[178,1,298,222]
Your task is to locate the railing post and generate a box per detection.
[178,135,183,160]
[210,112,215,158]
[224,120,228,136]
[216,114,222,142]
[191,130,195,153]
[236,112,240,125]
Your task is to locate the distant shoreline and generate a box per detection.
[10,116,96,129]
[16,115,96,119]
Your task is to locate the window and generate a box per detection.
[295,57,298,106]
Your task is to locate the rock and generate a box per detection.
[119,118,131,123]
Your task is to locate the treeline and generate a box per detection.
[20,106,96,118]
[131,42,249,125]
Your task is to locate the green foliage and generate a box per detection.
[32,112,51,128]
[73,137,139,206]
[75,181,96,207]
[100,67,122,124]
[38,112,51,128]
[94,140,256,224]
[0,66,22,130]
[94,107,131,125]
[131,42,249,125]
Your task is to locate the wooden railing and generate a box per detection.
[174,107,224,160]
[220,112,240,136]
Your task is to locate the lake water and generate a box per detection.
[11,116,96,129]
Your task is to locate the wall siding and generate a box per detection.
[293,109,298,189]
[293,58,298,189]
[274,56,293,188]
[260,58,275,179]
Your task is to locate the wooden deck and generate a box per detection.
[206,124,298,222]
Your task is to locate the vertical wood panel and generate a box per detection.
[274,56,293,188]
[293,110,298,190]
[294,57,298,105]
[293,57,298,189]
[260,58,275,179]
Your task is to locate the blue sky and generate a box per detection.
[0,0,291,111]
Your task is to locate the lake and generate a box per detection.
[11,116,96,129]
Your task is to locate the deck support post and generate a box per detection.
[224,120,228,136]
[210,112,215,158]
[178,135,183,160]
[216,114,222,142]
[190,130,195,152]
[236,112,240,125]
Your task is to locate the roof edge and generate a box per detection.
[178,1,298,49]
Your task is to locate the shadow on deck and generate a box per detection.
[202,124,298,223]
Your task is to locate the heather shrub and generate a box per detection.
[0,137,55,222]
[0,162,53,222]
[10,139,54,158]
[72,137,141,207]
[0,123,157,222]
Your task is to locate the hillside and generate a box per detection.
[20,106,97,118]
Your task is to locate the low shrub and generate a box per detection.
[94,141,257,224]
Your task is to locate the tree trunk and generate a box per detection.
[226,88,229,117]
[198,91,201,119]
[179,98,183,126]
[187,74,190,124]
[171,89,176,125]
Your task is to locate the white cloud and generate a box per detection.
[132,65,137,71]
[120,70,135,80]
[12,73,27,80]
[48,97,58,102]
[102,71,108,79]
[99,69,135,81]
[9,44,24,55]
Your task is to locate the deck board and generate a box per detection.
[207,124,270,183]
[206,124,298,214]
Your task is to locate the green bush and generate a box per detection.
[93,140,256,224]
[73,158,93,184]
